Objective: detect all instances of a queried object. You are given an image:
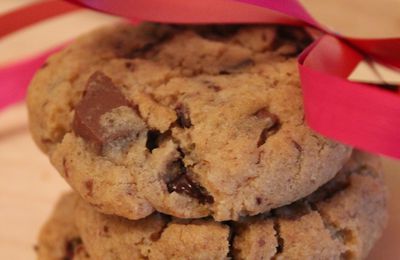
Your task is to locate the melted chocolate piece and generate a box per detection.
[167,174,214,204]
[254,108,281,147]
[146,130,161,152]
[72,72,132,153]
[175,104,192,128]
[166,159,186,177]
[64,237,83,260]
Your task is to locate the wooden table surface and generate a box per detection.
[0,0,399,259]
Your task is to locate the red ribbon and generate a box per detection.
[1,0,400,158]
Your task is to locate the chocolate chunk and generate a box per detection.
[219,59,255,75]
[175,104,192,128]
[256,197,262,205]
[254,108,281,147]
[64,237,83,260]
[166,159,186,178]
[72,72,132,153]
[167,173,214,204]
[146,130,172,152]
[146,130,161,152]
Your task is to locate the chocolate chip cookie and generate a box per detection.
[36,193,89,260]
[28,23,351,220]
[37,152,387,259]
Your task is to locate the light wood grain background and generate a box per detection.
[0,0,399,259]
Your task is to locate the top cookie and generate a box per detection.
[28,23,351,221]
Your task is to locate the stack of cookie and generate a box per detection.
[28,23,387,259]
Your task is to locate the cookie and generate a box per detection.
[28,23,351,220]
[36,193,89,260]
[37,151,387,260]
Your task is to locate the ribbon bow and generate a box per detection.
[1,0,400,158]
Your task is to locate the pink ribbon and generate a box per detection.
[0,0,78,110]
[1,0,400,158]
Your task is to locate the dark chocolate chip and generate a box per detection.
[64,237,83,260]
[146,130,161,152]
[254,108,281,147]
[256,197,262,205]
[175,104,192,128]
[166,159,186,178]
[72,72,132,153]
[167,174,214,204]
[219,59,255,75]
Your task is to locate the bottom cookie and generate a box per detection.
[37,152,387,260]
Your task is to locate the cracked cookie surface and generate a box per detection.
[28,23,351,220]
[37,151,387,260]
